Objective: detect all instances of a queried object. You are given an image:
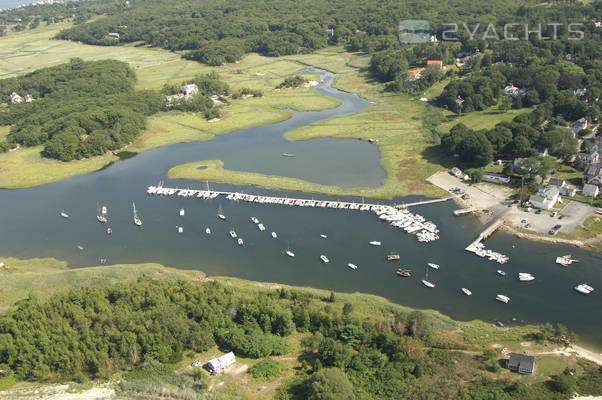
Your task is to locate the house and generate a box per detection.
[579,150,599,166]
[427,60,443,69]
[482,173,510,184]
[507,353,535,375]
[107,32,120,39]
[529,185,560,210]
[573,118,588,134]
[407,68,426,79]
[503,85,526,98]
[584,163,602,186]
[181,83,198,96]
[583,183,599,197]
[205,352,236,374]
[9,91,22,103]
[547,178,567,190]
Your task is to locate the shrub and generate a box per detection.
[249,359,284,380]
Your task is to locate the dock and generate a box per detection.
[465,218,509,264]
[454,207,478,216]
[146,185,448,243]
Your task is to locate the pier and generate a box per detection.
[465,218,509,264]
[146,185,445,243]
[454,207,478,216]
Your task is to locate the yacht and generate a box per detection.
[496,294,510,304]
[237,238,244,246]
[271,232,278,239]
[132,202,142,226]
[396,268,411,277]
[347,263,358,270]
[369,241,382,246]
[575,284,595,294]
[258,223,266,231]
[251,217,259,224]
[177,226,183,233]
[106,228,112,235]
[205,227,211,235]
[461,288,472,296]
[427,263,440,270]
[229,230,237,239]
[320,234,328,239]
[179,209,185,216]
[518,273,535,281]
[60,211,69,219]
[422,268,435,288]
[320,255,330,263]
[497,270,506,276]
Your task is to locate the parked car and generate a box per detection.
[550,212,557,217]
[558,215,564,220]
[554,224,562,229]
[535,209,542,214]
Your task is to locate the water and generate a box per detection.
[0,69,600,350]
[0,0,36,10]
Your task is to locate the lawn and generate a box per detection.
[438,108,530,134]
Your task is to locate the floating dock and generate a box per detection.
[146,186,453,243]
[465,218,509,264]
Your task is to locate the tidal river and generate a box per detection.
[0,69,600,349]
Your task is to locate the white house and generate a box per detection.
[482,173,510,184]
[583,183,599,198]
[9,91,22,103]
[181,83,198,96]
[573,118,588,134]
[529,186,560,210]
[503,85,526,98]
[206,352,236,373]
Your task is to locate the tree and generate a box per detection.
[307,368,356,400]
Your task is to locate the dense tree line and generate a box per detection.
[441,104,579,166]
[0,58,164,161]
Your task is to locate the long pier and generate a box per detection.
[465,218,505,251]
[146,185,446,243]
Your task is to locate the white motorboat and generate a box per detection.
[205,227,211,234]
[320,255,329,263]
[575,284,594,294]
[347,263,358,270]
[369,241,382,246]
[518,273,535,281]
[60,211,69,218]
[218,204,226,220]
[177,226,183,233]
[271,232,277,238]
[251,217,259,224]
[229,230,237,238]
[422,268,435,288]
[101,206,107,215]
[496,294,510,303]
[320,234,328,238]
[461,288,472,296]
[106,228,112,235]
[132,202,142,226]
[286,250,295,257]
[237,238,244,246]
[179,209,185,216]
[427,263,440,270]
[258,223,266,231]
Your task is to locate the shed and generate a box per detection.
[507,353,535,374]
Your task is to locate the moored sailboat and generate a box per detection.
[422,268,435,288]
[218,204,226,220]
[60,211,69,219]
[320,255,329,263]
[132,202,142,226]
[461,288,472,296]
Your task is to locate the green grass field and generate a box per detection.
[438,108,530,133]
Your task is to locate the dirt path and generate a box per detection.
[534,345,602,366]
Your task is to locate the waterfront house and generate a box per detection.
[583,183,599,198]
[529,186,560,210]
[507,353,535,375]
[573,118,588,134]
[482,173,510,185]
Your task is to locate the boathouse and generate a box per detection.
[507,353,535,374]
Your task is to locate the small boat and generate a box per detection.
[97,215,107,223]
[101,206,107,215]
[556,255,579,266]
[251,217,259,224]
[461,288,472,296]
[237,238,244,246]
[575,284,592,295]
[106,228,112,235]
[422,268,435,288]
[583,284,594,292]
[396,268,411,277]
[282,153,296,157]
[60,211,69,218]
[347,263,358,270]
[271,232,278,238]
[258,223,266,231]
[518,273,535,281]
[496,294,510,303]
[177,226,183,233]
[427,263,440,270]
[320,255,329,263]
[77,245,84,250]
[218,204,226,220]
[387,252,400,261]
[369,241,382,246]
[286,250,295,257]
[320,234,328,239]
[179,209,185,216]
[132,202,142,226]
[497,270,506,276]
[229,230,237,238]
[205,227,211,235]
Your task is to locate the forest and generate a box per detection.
[0,278,599,399]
